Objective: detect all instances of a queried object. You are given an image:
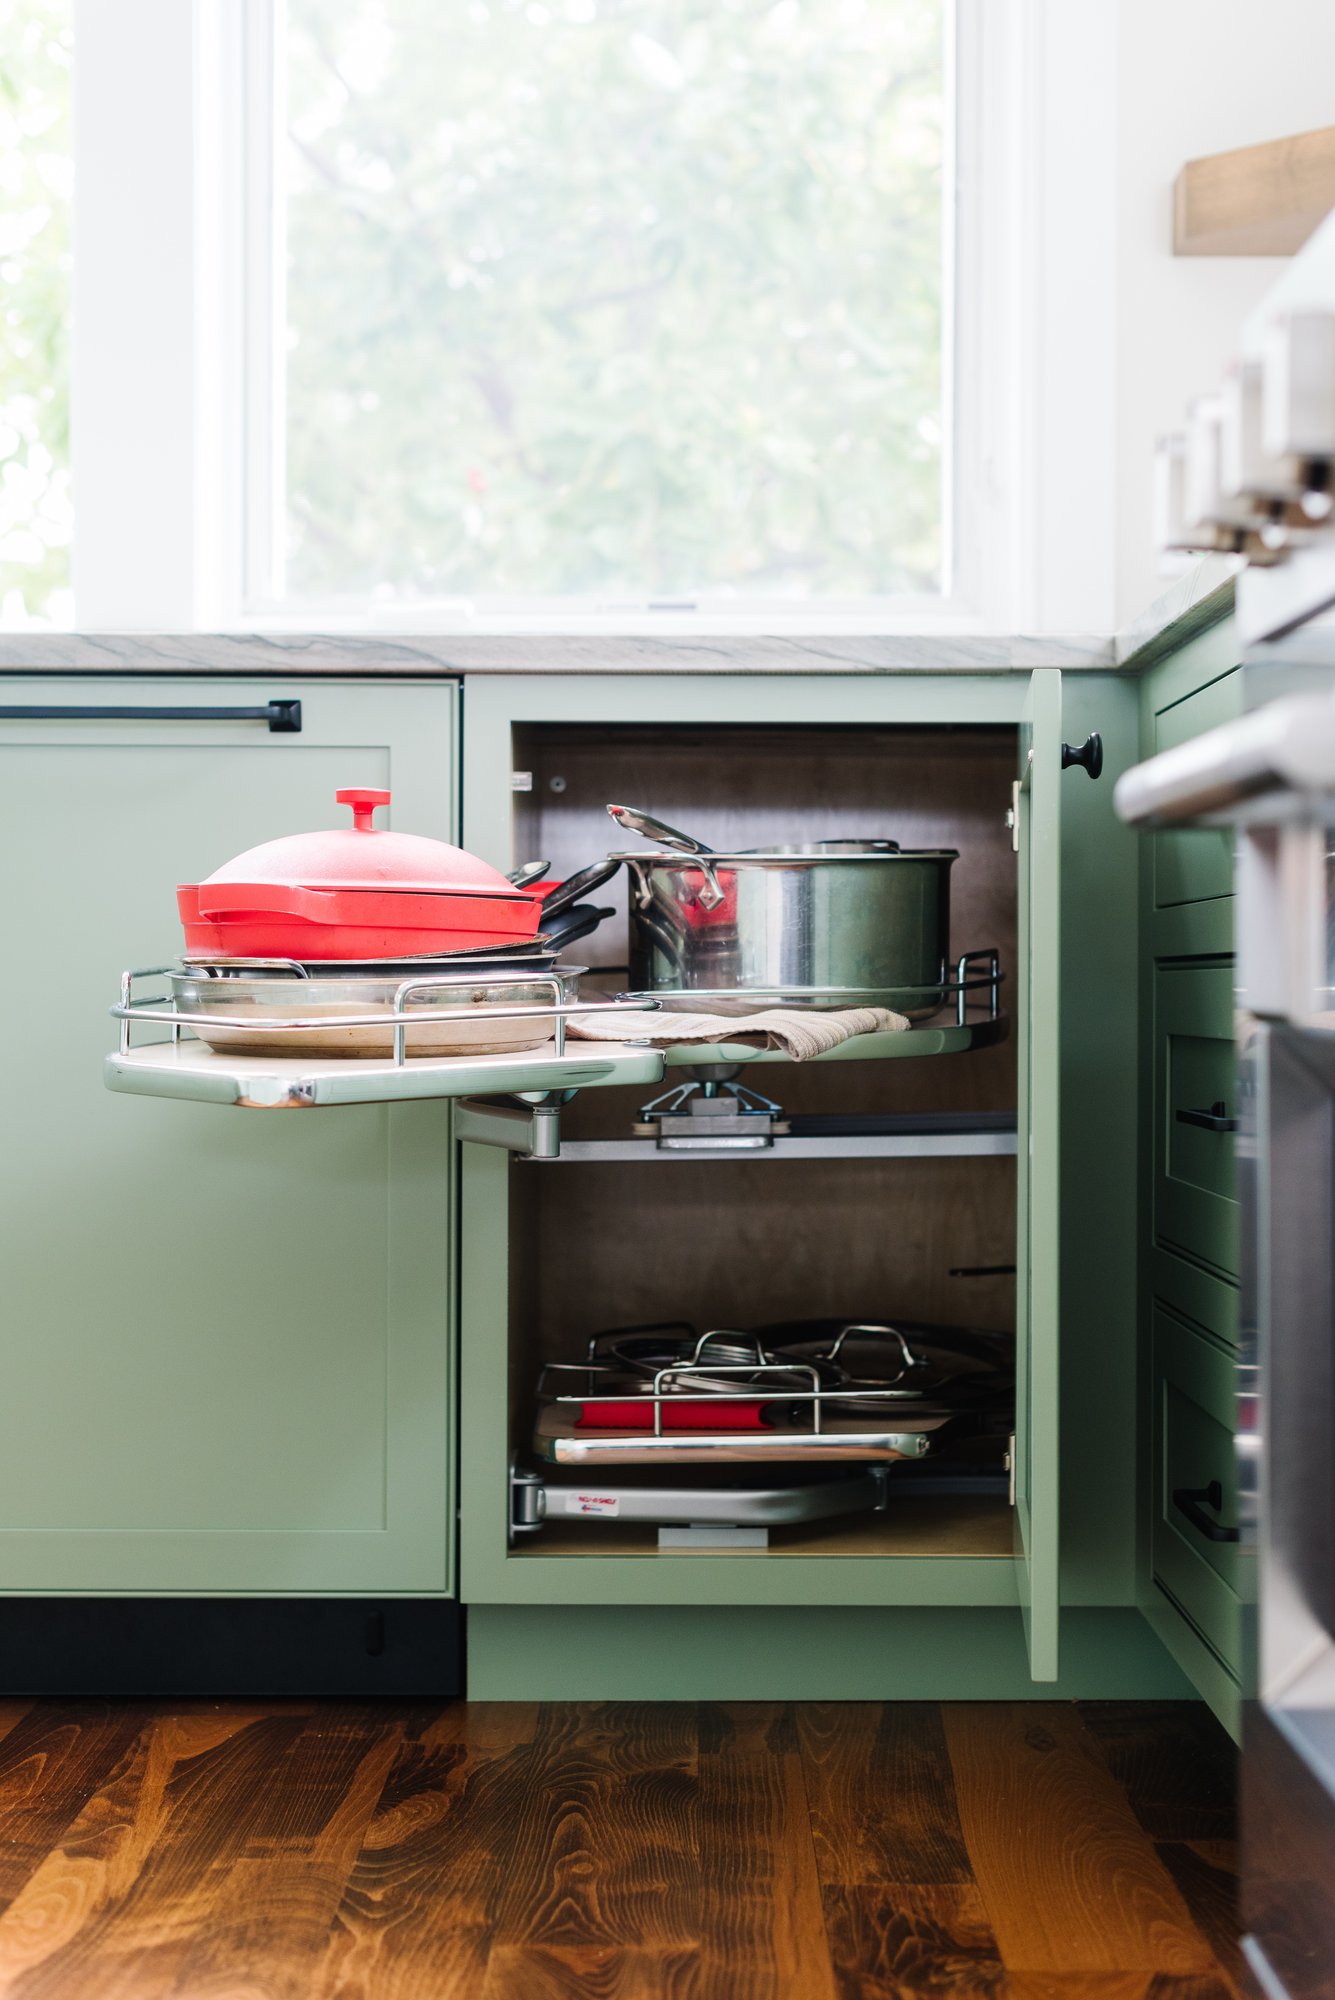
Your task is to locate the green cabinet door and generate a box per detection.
[0,678,458,1594]
[1013,670,1062,1680]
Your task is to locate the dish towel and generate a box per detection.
[567,1004,909,1062]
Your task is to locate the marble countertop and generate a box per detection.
[0,561,1237,678]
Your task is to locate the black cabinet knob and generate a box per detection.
[1061,732,1103,780]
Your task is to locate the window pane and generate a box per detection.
[0,0,72,628]
[282,0,945,606]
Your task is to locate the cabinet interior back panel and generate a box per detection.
[519,721,1018,1122]
[512,1156,1017,1384]
[513,721,1017,959]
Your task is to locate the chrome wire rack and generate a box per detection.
[616,947,1004,1026]
[537,1323,937,1438]
[111,966,661,1067]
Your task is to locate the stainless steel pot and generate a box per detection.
[607,805,956,1017]
[170,963,582,1058]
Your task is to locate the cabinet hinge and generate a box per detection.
[1009,781,1021,853]
[1006,1432,1016,1507]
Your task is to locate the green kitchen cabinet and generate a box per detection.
[1151,1304,1242,1679]
[2,659,1173,1707]
[1153,960,1240,1283]
[453,668,1142,1694]
[1135,620,1244,1736]
[0,678,459,1595]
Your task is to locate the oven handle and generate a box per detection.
[0,698,303,732]
[1175,1101,1238,1133]
[1113,690,1335,827]
[1172,1480,1240,1544]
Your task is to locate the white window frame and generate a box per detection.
[70,0,1114,636]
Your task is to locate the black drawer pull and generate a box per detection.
[0,698,302,733]
[1061,732,1103,780]
[1172,1479,1240,1544]
[1175,1100,1237,1133]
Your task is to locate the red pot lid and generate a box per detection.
[202,789,515,899]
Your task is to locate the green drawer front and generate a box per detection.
[1153,670,1242,910]
[1150,1244,1240,1352]
[1154,960,1239,1280]
[1151,1304,1241,1674]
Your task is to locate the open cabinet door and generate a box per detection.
[1014,670,1063,1680]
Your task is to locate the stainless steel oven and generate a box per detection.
[1119,659,1335,2000]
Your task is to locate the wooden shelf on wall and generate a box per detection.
[1174,124,1335,256]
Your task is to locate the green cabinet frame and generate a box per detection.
[0,678,459,1595]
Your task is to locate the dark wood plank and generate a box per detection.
[310,1701,540,2000]
[821,1883,1004,1999]
[491,1702,698,1955]
[1154,1840,1244,1994]
[482,1942,700,1999]
[0,1702,157,1912]
[0,1706,307,2000]
[944,1705,1219,1977]
[162,1707,405,1998]
[795,1701,972,1887]
[694,1703,836,2000]
[1080,1704,1237,1841]
[0,1706,34,1750]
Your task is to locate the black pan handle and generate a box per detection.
[1172,1480,1240,1544]
[537,903,616,952]
[949,1264,1018,1278]
[539,856,621,921]
[0,699,302,733]
[1175,1101,1237,1133]
[1061,732,1103,780]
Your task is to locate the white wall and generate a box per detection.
[1114,0,1335,627]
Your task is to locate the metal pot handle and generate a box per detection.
[606,804,725,911]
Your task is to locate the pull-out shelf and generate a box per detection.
[104,1037,666,1110]
[105,1017,1008,1110]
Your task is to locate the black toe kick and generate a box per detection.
[0,1597,464,1699]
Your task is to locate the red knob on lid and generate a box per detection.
[336,787,391,832]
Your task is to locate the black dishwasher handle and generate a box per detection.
[1175,1100,1237,1133]
[0,698,302,733]
[1172,1480,1240,1544]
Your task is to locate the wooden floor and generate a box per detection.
[0,1698,1244,1998]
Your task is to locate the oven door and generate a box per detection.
[1243,1018,1335,1998]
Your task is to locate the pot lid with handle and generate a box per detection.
[201,787,520,898]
